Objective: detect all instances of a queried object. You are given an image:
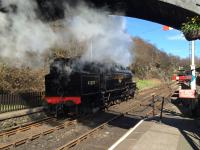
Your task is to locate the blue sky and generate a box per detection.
[125,17,200,58]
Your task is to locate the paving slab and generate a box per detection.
[110,103,200,150]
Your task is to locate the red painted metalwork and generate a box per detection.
[178,75,192,81]
[172,75,192,81]
[45,96,81,105]
[179,89,195,98]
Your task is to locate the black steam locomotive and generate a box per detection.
[45,57,136,116]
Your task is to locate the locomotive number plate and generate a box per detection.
[88,81,96,85]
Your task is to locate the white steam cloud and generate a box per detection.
[0,0,133,67]
[67,5,132,66]
[0,0,59,66]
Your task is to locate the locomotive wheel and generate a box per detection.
[117,99,121,104]
[55,104,64,118]
[111,100,115,105]
[104,101,110,110]
[113,100,118,105]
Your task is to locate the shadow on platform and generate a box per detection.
[151,113,200,150]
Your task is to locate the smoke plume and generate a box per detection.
[66,4,132,66]
[0,0,58,66]
[0,0,133,67]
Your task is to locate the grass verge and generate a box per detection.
[136,79,161,91]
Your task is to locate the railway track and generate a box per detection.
[0,118,77,150]
[57,115,124,150]
[0,117,54,136]
[130,83,177,117]
[56,83,178,150]
[109,82,177,115]
[0,82,178,150]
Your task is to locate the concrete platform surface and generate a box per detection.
[0,106,44,121]
[109,104,200,150]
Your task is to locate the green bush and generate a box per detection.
[181,16,200,33]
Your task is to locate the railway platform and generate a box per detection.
[109,104,200,150]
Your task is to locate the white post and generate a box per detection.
[191,40,196,90]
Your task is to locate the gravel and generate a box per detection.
[13,112,118,150]
[0,112,48,131]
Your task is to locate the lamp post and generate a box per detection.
[191,41,196,90]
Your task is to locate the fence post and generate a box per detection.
[0,94,2,113]
[160,97,165,122]
[152,95,155,117]
[5,94,8,112]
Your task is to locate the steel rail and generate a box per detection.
[57,115,124,150]
[0,117,54,137]
[0,119,77,150]
[56,83,177,150]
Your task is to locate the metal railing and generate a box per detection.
[140,94,167,121]
[0,91,44,114]
[151,95,166,122]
